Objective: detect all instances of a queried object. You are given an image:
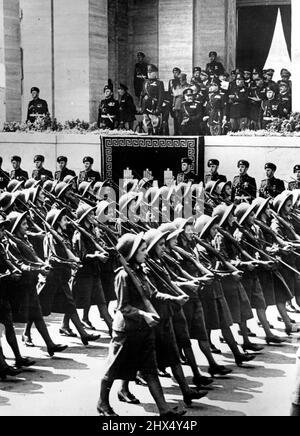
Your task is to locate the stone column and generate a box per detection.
[158,0,194,87]
[292,0,300,111]
[20,0,52,122]
[194,0,237,73]
[0,0,21,125]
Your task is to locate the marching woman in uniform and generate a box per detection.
[37,208,100,346]
[60,204,113,336]
[144,229,208,406]
[97,232,186,417]
[6,211,68,357]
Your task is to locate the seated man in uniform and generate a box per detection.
[259,163,285,199]
[55,156,76,182]
[232,160,257,204]
[10,156,29,182]
[32,155,53,182]
[204,159,227,185]
[78,157,101,186]
[0,157,9,192]
[289,165,300,191]
[176,157,199,185]
[27,87,49,124]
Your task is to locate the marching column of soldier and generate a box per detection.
[1,153,300,417]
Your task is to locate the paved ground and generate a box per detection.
[0,305,299,417]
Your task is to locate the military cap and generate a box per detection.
[266,85,277,93]
[137,52,145,58]
[281,68,291,77]
[193,67,201,74]
[103,84,112,92]
[255,76,264,81]
[236,73,245,80]
[181,157,193,165]
[244,68,252,74]
[209,51,217,57]
[237,160,250,169]
[200,71,208,78]
[148,64,158,73]
[117,232,145,261]
[180,73,187,79]
[265,162,277,172]
[11,155,21,163]
[57,156,68,164]
[83,156,94,165]
[7,211,28,234]
[208,159,220,167]
[34,155,45,163]
[266,69,275,76]
[183,88,194,97]
[30,87,40,94]
[294,165,300,173]
[278,80,289,87]
[252,67,261,75]
[173,67,181,73]
[118,83,128,92]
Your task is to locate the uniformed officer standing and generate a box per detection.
[10,156,29,182]
[232,160,257,204]
[288,166,300,191]
[278,81,292,119]
[55,156,76,182]
[117,83,136,131]
[190,67,202,87]
[168,67,181,96]
[204,80,227,136]
[248,76,267,130]
[32,155,53,182]
[140,64,165,135]
[78,157,101,186]
[259,163,285,199]
[26,87,49,124]
[180,88,203,136]
[134,52,148,99]
[261,86,283,129]
[0,157,9,191]
[176,157,199,184]
[98,86,119,130]
[228,75,249,132]
[243,69,253,88]
[206,51,225,78]
[204,159,227,185]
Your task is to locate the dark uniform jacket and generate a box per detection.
[232,174,257,203]
[10,168,29,182]
[55,168,76,182]
[134,62,148,98]
[248,85,267,121]
[204,173,227,185]
[205,92,226,126]
[27,98,49,123]
[32,168,53,181]
[0,169,9,190]
[278,92,292,118]
[259,177,285,199]
[262,98,283,119]
[140,79,165,115]
[228,85,249,119]
[98,97,119,130]
[78,169,101,186]
[119,92,136,124]
[289,181,300,191]
[180,100,203,136]
[206,61,225,77]
[176,170,199,185]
